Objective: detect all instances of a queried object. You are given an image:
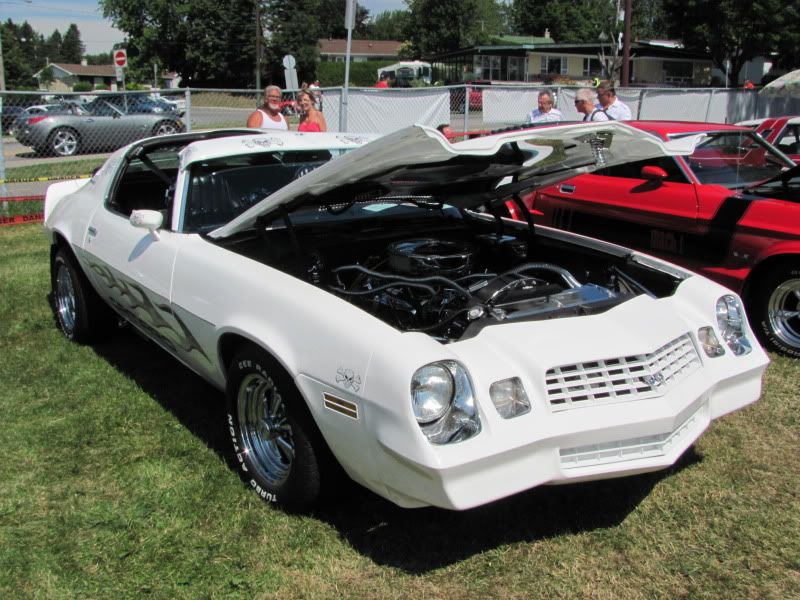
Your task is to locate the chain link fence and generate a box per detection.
[3,84,800,225]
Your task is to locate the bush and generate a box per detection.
[94,83,110,91]
[316,60,395,87]
[72,82,93,92]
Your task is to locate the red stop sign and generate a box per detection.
[113,49,127,67]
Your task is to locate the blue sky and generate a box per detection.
[1,0,407,54]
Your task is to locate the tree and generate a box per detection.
[101,0,260,87]
[365,10,409,41]
[664,0,784,86]
[405,0,481,56]
[38,65,55,87]
[633,0,669,40]
[44,30,62,63]
[318,0,369,39]
[264,0,322,85]
[1,20,39,87]
[61,24,85,63]
[85,52,112,66]
[772,2,800,70]
[512,0,609,43]
[473,0,508,43]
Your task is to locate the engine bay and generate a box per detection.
[327,235,631,341]
[219,206,684,343]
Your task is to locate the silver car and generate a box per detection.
[14,99,184,157]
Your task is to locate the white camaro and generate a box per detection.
[44,124,769,511]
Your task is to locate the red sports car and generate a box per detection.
[525,121,800,357]
[738,116,800,162]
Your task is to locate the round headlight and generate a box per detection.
[411,364,454,423]
[716,294,752,356]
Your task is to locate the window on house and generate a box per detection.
[663,61,693,84]
[507,57,522,81]
[474,55,501,80]
[540,56,567,75]
[583,57,603,77]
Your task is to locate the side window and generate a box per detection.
[596,157,688,183]
[776,125,800,155]
[91,101,117,117]
[107,147,181,225]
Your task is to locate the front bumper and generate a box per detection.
[371,352,766,510]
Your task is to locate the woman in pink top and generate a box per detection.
[297,87,327,132]
[246,85,288,130]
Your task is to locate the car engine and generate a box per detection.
[328,235,631,342]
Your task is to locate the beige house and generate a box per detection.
[432,37,713,86]
[318,39,402,62]
[34,62,119,92]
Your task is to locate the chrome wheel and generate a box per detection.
[237,372,294,486]
[51,128,78,156]
[154,121,178,136]
[54,261,77,337]
[767,277,800,351]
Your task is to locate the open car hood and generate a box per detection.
[210,123,700,239]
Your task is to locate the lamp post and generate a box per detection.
[621,0,632,86]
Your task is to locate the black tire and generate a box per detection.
[51,247,115,343]
[749,262,800,357]
[226,346,326,511]
[152,120,180,136]
[49,127,80,157]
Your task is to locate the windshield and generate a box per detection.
[678,130,793,188]
[182,150,335,233]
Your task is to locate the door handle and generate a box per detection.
[560,184,575,194]
[87,226,97,237]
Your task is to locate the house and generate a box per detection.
[318,39,403,62]
[33,61,120,92]
[429,35,714,86]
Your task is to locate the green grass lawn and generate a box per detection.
[4,158,102,183]
[1,223,798,599]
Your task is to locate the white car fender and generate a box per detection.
[44,178,91,223]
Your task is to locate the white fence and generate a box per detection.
[323,85,800,134]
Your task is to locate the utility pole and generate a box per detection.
[255,0,262,92]
[621,0,632,86]
[0,25,6,92]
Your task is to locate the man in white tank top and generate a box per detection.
[247,85,289,130]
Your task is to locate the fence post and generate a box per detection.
[462,84,469,134]
[184,89,192,132]
[704,89,714,122]
[0,95,7,215]
[636,88,645,119]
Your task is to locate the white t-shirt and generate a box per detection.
[529,107,563,123]
[595,98,632,120]
[256,109,288,130]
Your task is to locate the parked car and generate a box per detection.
[524,120,800,357]
[44,124,768,512]
[14,98,184,157]
[150,92,187,114]
[7,103,82,136]
[450,80,489,112]
[1,105,27,133]
[84,94,182,116]
[737,116,800,162]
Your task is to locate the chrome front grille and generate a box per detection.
[545,334,700,411]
